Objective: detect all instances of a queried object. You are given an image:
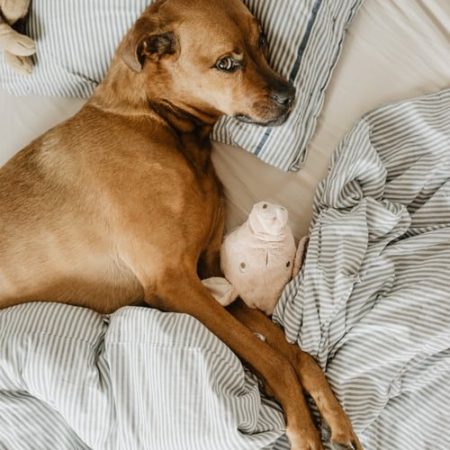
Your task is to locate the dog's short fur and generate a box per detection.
[0,1,362,449]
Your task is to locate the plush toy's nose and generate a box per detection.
[250,201,290,236]
[275,206,288,226]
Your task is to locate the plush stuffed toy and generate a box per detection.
[203,202,308,315]
[0,0,35,74]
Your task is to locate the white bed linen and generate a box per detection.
[0,0,449,236]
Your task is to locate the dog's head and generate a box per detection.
[120,0,295,126]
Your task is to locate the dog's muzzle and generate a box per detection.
[235,82,296,127]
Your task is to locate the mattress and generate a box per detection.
[0,0,449,236]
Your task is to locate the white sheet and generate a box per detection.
[1,0,449,236]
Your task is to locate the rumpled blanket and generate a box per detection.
[274,88,450,450]
[1,88,449,450]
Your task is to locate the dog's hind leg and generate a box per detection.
[151,269,323,450]
[227,300,363,450]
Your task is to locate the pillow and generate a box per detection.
[0,0,363,171]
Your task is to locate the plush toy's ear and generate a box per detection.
[293,236,309,277]
[121,16,178,72]
[202,277,239,307]
[0,0,31,23]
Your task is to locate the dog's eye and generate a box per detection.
[258,33,267,48]
[216,57,239,73]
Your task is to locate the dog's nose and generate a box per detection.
[271,85,296,108]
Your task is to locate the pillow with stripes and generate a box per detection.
[0,0,363,171]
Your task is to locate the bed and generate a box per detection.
[0,1,449,449]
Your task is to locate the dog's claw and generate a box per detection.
[331,444,356,450]
[330,439,362,450]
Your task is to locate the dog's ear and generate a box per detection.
[121,17,178,72]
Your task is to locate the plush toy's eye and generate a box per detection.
[263,203,268,209]
[286,261,291,268]
[240,262,246,272]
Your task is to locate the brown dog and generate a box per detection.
[0,1,362,449]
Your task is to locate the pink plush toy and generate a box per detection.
[203,202,308,315]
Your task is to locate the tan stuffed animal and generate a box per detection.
[203,202,308,315]
[0,0,35,74]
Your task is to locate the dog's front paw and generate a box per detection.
[330,443,360,450]
[321,422,364,450]
[288,427,324,450]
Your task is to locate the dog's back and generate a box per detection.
[0,107,146,310]
[0,93,222,312]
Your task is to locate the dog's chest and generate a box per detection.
[177,137,223,241]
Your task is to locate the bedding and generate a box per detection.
[1,88,449,450]
[1,2,450,449]
[0,0,363,171]
[274,88,450,449]
[0,303,285,450]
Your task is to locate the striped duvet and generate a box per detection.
[1,88,450,449]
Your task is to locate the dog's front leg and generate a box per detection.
[150,269,323,450]
[227,300,363,450]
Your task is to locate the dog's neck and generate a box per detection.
[91,59,219,140]
[91,59,219,172]
[147,99,217,137]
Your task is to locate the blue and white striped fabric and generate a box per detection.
[2,88,449,450]
[0,0,363,171]
[0,303,286,450]
[275,88,450,450]
[0,0,151,98]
